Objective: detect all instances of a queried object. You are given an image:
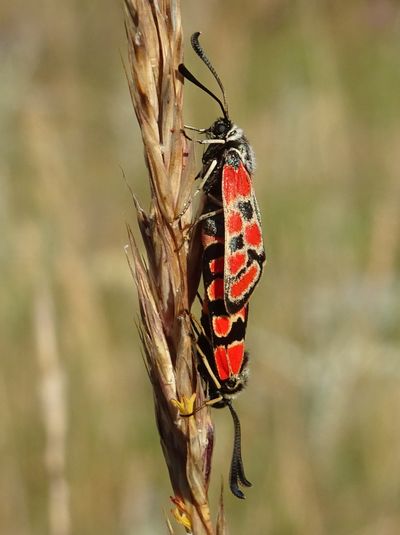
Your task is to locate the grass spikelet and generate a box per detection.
[124,1,222,532]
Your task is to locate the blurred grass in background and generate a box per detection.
[1,1,400,534]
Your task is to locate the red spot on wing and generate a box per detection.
[214,342,245,380]
[222,163,251,205]
[212,315,232,338]
[227,212,242,234]
[207,278,224,301]
[227,342,245,375]
[209,257,224,275]
[214,346,229,380]
[237,169,251,197]
[245,222,262,248]
[227,251,246,275]
[230,264,260,300]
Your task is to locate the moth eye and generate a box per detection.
[215,122,226,135]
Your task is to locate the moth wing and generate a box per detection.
[222,158,266,314]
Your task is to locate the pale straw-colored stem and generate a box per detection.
[34,278,70,535]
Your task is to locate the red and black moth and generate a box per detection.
[179,32,266,313]
[196,229,252,499]
[179,32,266,499]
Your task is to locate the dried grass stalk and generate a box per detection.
[124,1,221,533]
[34,279,70,535]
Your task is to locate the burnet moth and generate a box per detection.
[179,32,266,313]
[179,32,266,499]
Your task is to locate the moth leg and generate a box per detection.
[183,124,207,133]
[197,139,226,145]
[179,394,224,418]
[188,306,223,392]
[177,309,223,417]
[196,339,222,392]
[189,309,211,347]
[173,183,223,252]
[174,206,223,254]
[185,207,224,244]
[181,129,195,142]
[189,312,214,372]
[206,193,223,207]
[181,125,226,145]
[175,159,217,220]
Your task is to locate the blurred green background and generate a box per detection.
[1,1,400,534]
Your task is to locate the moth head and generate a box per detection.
[207,117,233,139]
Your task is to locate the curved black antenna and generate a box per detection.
[178,63,227,119]
[227,402,252,499]
[191,32,228,118]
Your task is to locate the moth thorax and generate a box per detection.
[226,124,244,142]
[233,136,254,171]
